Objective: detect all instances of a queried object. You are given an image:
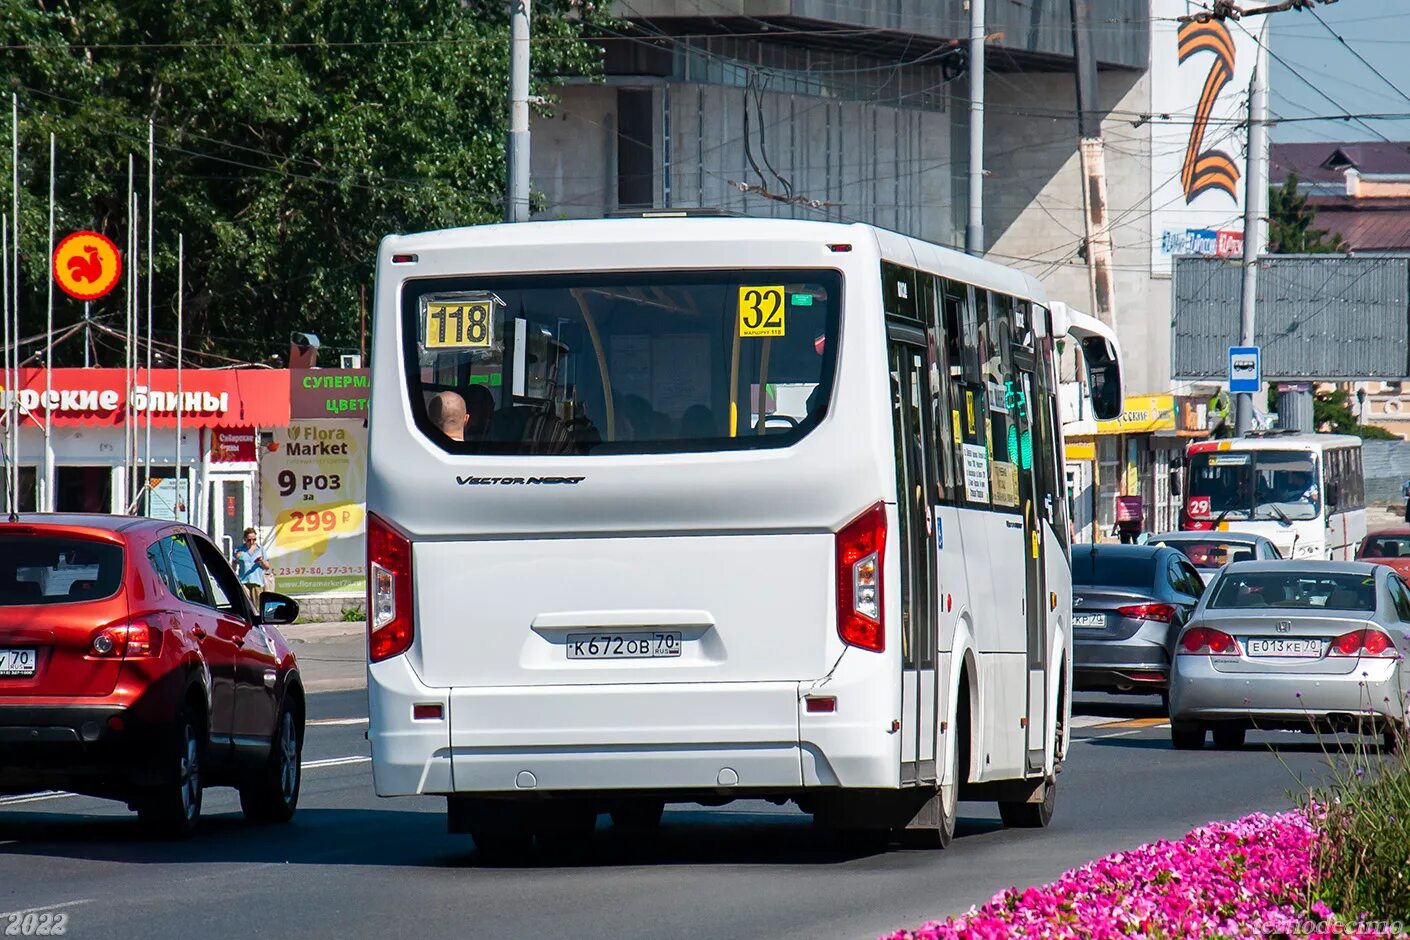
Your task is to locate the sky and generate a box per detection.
[1270,0,1410,143]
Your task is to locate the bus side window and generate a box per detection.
[920,272,959,503]
[1347,448,1359,507]
[941,279,979,505]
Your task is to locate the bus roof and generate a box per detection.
[1188,433,1363,454]
[379,217,1048,305]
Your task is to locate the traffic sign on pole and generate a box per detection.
[1229,346,1260,394]
[53,230,122,301]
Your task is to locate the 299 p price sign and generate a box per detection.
[260,422,367,596]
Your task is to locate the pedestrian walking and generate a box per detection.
[1402,478,1410,523]
[233,527,272,610]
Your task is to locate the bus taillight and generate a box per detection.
[837,503,887,652]
[368,512,414,662]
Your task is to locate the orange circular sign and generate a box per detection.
[53,231,122,301]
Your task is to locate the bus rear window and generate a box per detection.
[400,269,841,455]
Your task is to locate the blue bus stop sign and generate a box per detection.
[1229,346,1260,394]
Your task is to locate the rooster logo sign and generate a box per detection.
[53,231,122,302]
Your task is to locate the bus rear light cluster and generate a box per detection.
[836,503,886,652]
[368,513,415,663]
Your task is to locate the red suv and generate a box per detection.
[0,515,305,834]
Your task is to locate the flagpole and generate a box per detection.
[1,214,9,515]
[12,95,21,513]
[175,234,184,523]
[42,133,53,513]
[144,120,153,514]
[124,155,133,509]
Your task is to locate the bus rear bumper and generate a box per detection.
[368,657,898,796]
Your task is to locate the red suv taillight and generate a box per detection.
[90,622,160,658]
[836,503,886,652]
[1330,629,1397,658]
[1179,627,1240,656]
[1117,603,1176,623]
[368,512,414,663]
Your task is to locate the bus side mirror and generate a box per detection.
[1081,337,1124,421]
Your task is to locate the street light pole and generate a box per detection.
[505,0,532,223]
[1234,25,1269,438]
[965,0,985,255]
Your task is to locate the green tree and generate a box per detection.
[1314,386,1398,439]
[1,0,606,365]
[1268,172,1346,254]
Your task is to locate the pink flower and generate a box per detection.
[880,810,1397,940]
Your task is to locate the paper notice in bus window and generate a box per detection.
[963,443,990,503]
[991,461,1019,508]
[951,410,962,445]
[965,390,975,434]
[738,286,786,337]
[423,295,498,350]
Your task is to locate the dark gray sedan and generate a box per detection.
[1072,544,1207,698]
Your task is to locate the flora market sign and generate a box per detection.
[2,368,290,428]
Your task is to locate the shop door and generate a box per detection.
[208,476,252,557]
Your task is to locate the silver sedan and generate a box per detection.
[1169,560,1410,751]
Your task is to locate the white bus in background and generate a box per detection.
[364,216,1124,853]
[1181,433,1367,560]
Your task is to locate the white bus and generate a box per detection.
[1181,433,1367,560]
[365,217,1123,852]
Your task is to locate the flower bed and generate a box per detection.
[881,810,1405,939]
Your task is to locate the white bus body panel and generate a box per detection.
[366,218,1060,801]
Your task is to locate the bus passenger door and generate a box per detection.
[889,330,939,785]
[1011,357,1048,775]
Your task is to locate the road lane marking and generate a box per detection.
[1069,715,1112,728]
[1098,717,1169,730]
[302,756,371,769]
[0,791,77,807]
[307,717,368,727]
[0,899,93,918]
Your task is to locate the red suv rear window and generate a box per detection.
[0,535,124,606]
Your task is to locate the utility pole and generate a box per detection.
[965,0,985,255]
[1234,26,1269,438]
[1070,0,1119,333]
[505,0,532,223]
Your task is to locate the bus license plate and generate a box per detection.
[566,633,681,659]
[0,648,36,676]
[1247,637,1321,658]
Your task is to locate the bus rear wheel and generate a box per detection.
[998,777,1056,829]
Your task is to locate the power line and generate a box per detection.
[1230,17,1393,144]
[1305,5,1410,109]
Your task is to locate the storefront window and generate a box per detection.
[0,467,37,515]
[56,467,114,514]
[1097,437,1121,534]
[136,467,195,522]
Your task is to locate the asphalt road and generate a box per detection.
[0,691,1353,940]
